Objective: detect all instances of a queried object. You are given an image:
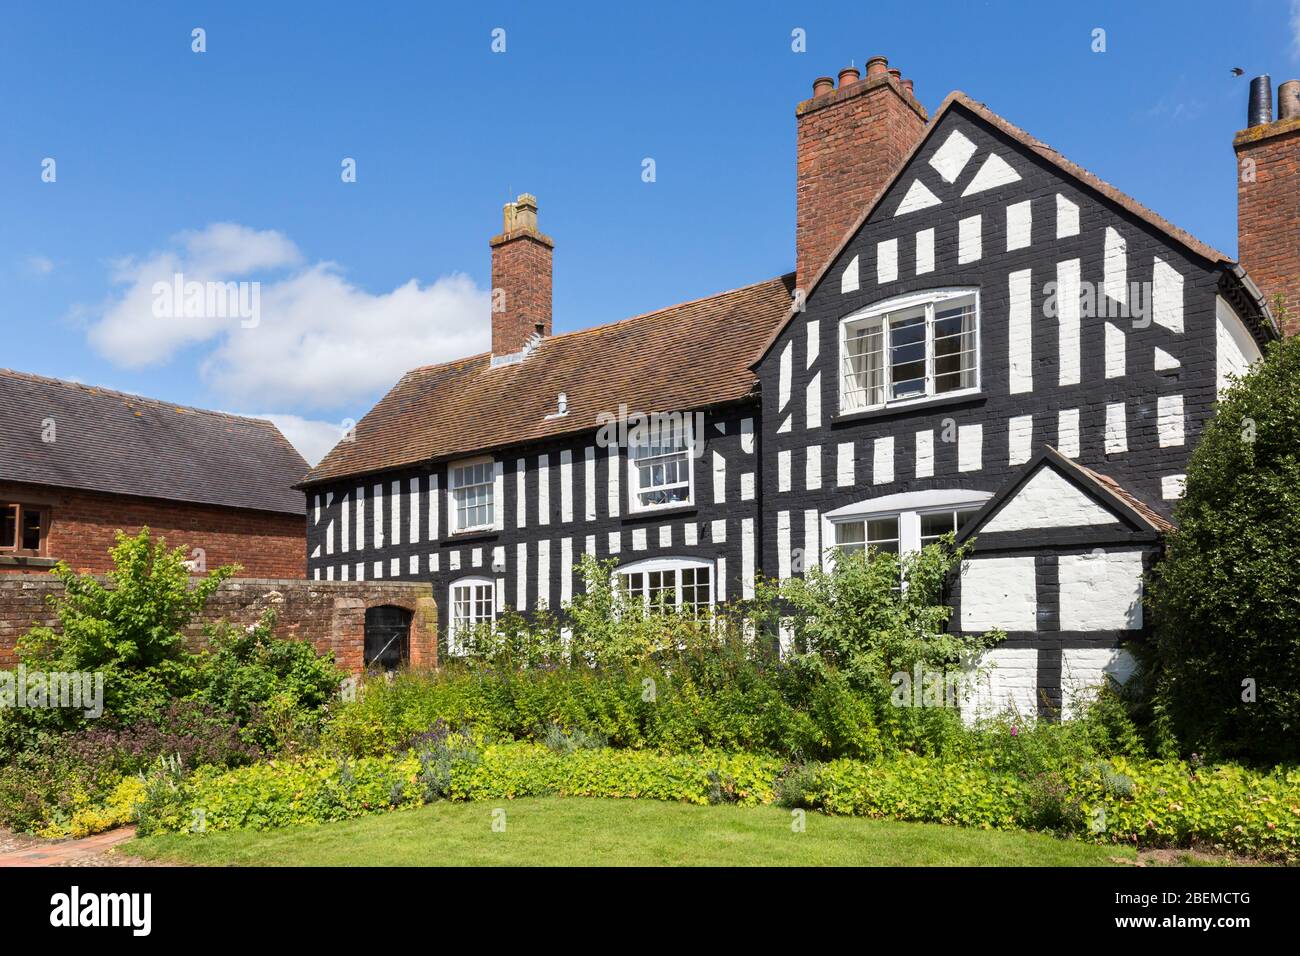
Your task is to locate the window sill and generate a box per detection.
[0,554,57,569]
[834,391,985,425]
[443,528,500,545]
[622,504,698,525]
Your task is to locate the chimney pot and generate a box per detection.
[1279,80,1300,121]
[865,55,889,77]
[902,78,915,96]
[812,75,835,97]
[837,65,859,87]
[1249,74,1273,127]
[888,68,902,85]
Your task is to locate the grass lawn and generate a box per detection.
[127,798,1139,866]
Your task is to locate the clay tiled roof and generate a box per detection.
[0,369,308,515]
[1068,457,1177,535]
[302,274,796,486]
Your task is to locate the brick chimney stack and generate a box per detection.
[796,55,928,294]
[1235,75,1300,335]
[490,192,554,357]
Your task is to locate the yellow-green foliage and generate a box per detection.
[37,775,146,839]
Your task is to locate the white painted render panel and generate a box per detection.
[1055,193,1079,238]
[960,557,1037,631]
[740,418,755,454]
[428,474,438,540]
[711,519,727,543]
[1104,322,1126,379]
[559,450,573,523]
[961,153,1020,195]
[777,450,792,492]
[915,228,935,275]
[929,128,976,182]
[658,525,671,548]
[607,445,620,518]
[372,484,384,549]
[1104,402,1128,454]
[983,467,1118,532]
[779,341,793,409]
[1057,408,1080,458]
[840,255,860,293]
[1152,257,1184,334]
[1006,200,1032,251]
[390,480,401,545]
[805,444,822,490]
[957,214,982,263]
[1103,227,1127,307]
[537,454,550,525]
[409,555,417,575]
[804,508,821,572]
[356,490,365,551]
[740,472,755,501]
[1059,551,1144,630]
[915,430,934,479]
[409,478,419,543]
[806,320,820,368]
[1157,394,1185,447]
[493,545,506,572]
[805,371,822,429]
[1162,474,1186,500]
[837,442,855,487]
[449,551,459,571]
[1008,268,1033,394]
[957,424,982,473]
[1154,346,1180,372]
[492,462,504,531]
[877,238,898,283]
[777,511,792,580]
[536,540,550,607]
[712,450,727,504]
[340,491,349,554]
[873,437,895,485]
[325,518,333,555]
[1060,649,1139,720]
[584,447,596,520]
[684,522,697,546]
[608,531,621,554]
[632,528,646,551]
[560,537,573,604]
[515,459,527,528]
[716,556,727,602]
[894,179,941,216]
[741,518,756,599]
[1057,258,1081,386]
[472,548,482,568]
[961,648,1039,725]
[1008,415,1033,466]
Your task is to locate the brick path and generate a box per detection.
[0,827,153,867]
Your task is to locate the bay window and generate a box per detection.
[840,289,979,413]
[618,557,713,614]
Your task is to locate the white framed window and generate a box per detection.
[821,489,992,571]
[840,288,980,414]
[449,456,495,533]
[627,415,695,512]
[617,556,713,614]
[449,576,496,651]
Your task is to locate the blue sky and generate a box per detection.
[2,0,1297,463]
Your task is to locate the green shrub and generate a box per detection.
[1147,329,1300,763]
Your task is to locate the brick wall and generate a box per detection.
[0,481,305,579]
[1235,116,1300,334]
[0,575,436,673]
[796,64,928,294]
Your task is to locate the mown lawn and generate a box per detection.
[127,797,1139,866]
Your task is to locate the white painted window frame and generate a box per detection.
[614,555,715,613]
[626,415,696,515]
[838,287,982,415]
[448,575,496,652]
[819,489,992,572]
[448,454,496,534]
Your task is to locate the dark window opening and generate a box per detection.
[364,605,411,671]
[1,504,45,554]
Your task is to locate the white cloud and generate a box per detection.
[254,413,350,467]
[25,255,54,276]
[84,222,490,412]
